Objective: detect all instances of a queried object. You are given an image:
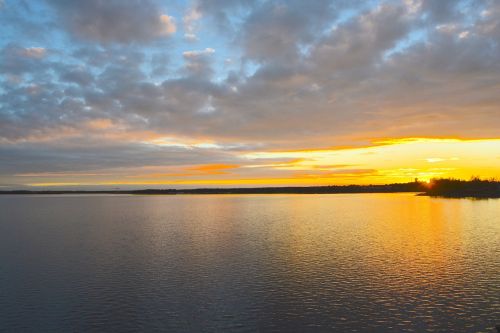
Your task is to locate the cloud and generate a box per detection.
[59,66,94,86]
[46,0,176,43]
[182,48,216,77]
[183,7,202,41]
[183,47,216,58]
[0,44,47,74]
[420,0,461,22]
[311,4,410,74]
[192,0,256,33]
[238,1,342,64]
[0,139,240,175]
[21,47,46,58]
[159,14,177,36]
[2,1,499,148]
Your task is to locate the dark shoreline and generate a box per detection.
[419,193,500,199]
[0,182,422,196]
[419,178,500,199]
[2,179,500,198]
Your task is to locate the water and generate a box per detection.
[0,193,499,332]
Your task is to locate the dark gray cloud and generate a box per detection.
[240,0,337,63]
[0,43,47,75]
[420,0,462,22]
[59,66,94,86]
[46,0,176,43]
[0,140,238,175]
[192,0,257,33]
[311,4,411,74]
[182,47,216,77]
[2,1,499,144]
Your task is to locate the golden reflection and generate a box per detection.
[260,194,468,292]
[366,196,465,286]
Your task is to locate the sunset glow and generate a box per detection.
[16,138,500,188]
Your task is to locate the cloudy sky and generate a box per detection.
[1,0,499,189]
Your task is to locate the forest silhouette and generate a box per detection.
[2,178,499,198]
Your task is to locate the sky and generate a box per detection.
[0,0,499,189]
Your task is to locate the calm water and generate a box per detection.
[0,193,499,332]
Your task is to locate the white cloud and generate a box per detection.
[183,7,202,41]
[183,48,215,58]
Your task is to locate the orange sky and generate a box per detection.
[17,138,500,188]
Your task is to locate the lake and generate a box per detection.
[1,193,499,332]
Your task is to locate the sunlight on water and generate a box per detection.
[0,194,499,332]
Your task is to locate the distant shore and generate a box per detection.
[418,178,500,199]
[2,179,499,198]
[0,182,422,195]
